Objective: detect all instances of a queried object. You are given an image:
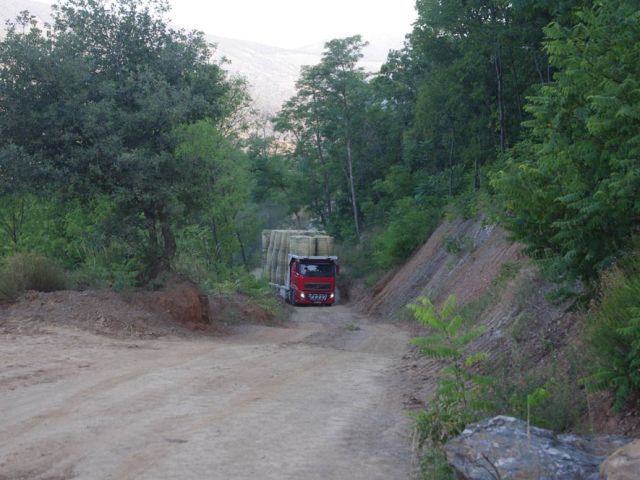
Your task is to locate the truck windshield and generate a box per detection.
[299,263,334,277]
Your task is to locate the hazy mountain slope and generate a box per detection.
[209,34,393,114]
[0,0,396,114]
[208,35,320,114]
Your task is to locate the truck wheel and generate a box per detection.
[288,290,296,306]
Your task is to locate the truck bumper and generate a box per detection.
[294,291,335,306]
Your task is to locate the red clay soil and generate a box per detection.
[208,294,279,326]
[0,280,279,339]
[137,280,214,332]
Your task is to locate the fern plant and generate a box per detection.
[583,268,640,409]
[409,295,492,449]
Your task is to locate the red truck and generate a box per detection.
[262,230,338,306]
[283,254,338,306]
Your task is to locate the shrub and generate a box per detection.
[584,265,640,409]
[409,295,492,477]
[0,252,67,301]
[69,243,140,291]
[490,353,587,432]
[373,197,442,270]
[211,272,286,321]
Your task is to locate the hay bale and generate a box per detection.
[263,229,335,284]
[275,230,289,285]
[315,235,335,256]
[267,230,282,283]
[261,230,272,270]
[289,235,315,256]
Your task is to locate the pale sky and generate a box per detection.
[34,0,417,50]
[160,0,415,49]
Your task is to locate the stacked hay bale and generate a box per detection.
[261,230,272,271]
[289,235,316,256]
[262,230,336,284]
[315,235,335,256]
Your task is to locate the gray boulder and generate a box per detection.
[444,416,631,480]
[600,439,640,480]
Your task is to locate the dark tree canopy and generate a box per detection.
[0,0,248,277]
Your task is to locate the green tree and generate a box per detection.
[174,120,256,270]
[0,0,247,278]
[275,36,369,239]
[493,1,640,282]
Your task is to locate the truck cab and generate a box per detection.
[287,255,338,306]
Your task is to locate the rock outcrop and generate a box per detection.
[444,416,631,480]
[600,439,640,480]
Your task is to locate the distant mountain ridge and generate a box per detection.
[0,0,400,114]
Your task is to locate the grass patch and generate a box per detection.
[344,321,360,332]
[492,261,522,288]
[0,252,67,301]
[443,236,474,256]
[489,351,587,432]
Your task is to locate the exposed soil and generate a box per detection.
[0,300,417,479]
[351,217,640,438]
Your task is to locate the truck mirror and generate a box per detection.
[336,264,340,276]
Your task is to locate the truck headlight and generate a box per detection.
[300,292,306,299]
[330,293,335,299]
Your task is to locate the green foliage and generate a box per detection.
[443,236,473,257]
[274,36,370,238]
[0,0,249,278]
[492,262,522,287]
[0,253,66,301]
[418,448,454,480]
[493,2,640,283]
[584,264,640,409]
[490,354,587,432]
[212,273,286,321]
[372,197,442,269]
[409,295,491,448]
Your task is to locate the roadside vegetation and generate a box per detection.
[0,0,278,310]
[0,0,638,474]
[261,0,639,475]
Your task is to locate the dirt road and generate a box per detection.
[0,305,416,479]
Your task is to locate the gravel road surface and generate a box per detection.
[0,305,415,479]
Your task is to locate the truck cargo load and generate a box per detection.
[262,230,338,306]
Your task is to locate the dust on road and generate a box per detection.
[0,305,416,479]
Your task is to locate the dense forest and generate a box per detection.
[0,0,639,473]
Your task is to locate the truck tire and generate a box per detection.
[288,289,297,306]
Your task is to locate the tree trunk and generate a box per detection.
[161,220,176,267]
[346,136,361,240]
[211,219,222,261]
[235,231,248,267]
[495,43,507,153]
[314,131,332,218]
[448,129,455,197]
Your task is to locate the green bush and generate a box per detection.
[584,265,640,409]
[69,242,141,290]
[409,295,493,476]
[490,354,587,432]
[373,197,442,270]
[0,252,67,301]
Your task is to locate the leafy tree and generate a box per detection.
[174,120,256,269]
[0,0,247,278]
[493,1,640,282]
[275,36,369,239]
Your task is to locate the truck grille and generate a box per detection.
[307,293,328,303]
[305,283,331,291]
